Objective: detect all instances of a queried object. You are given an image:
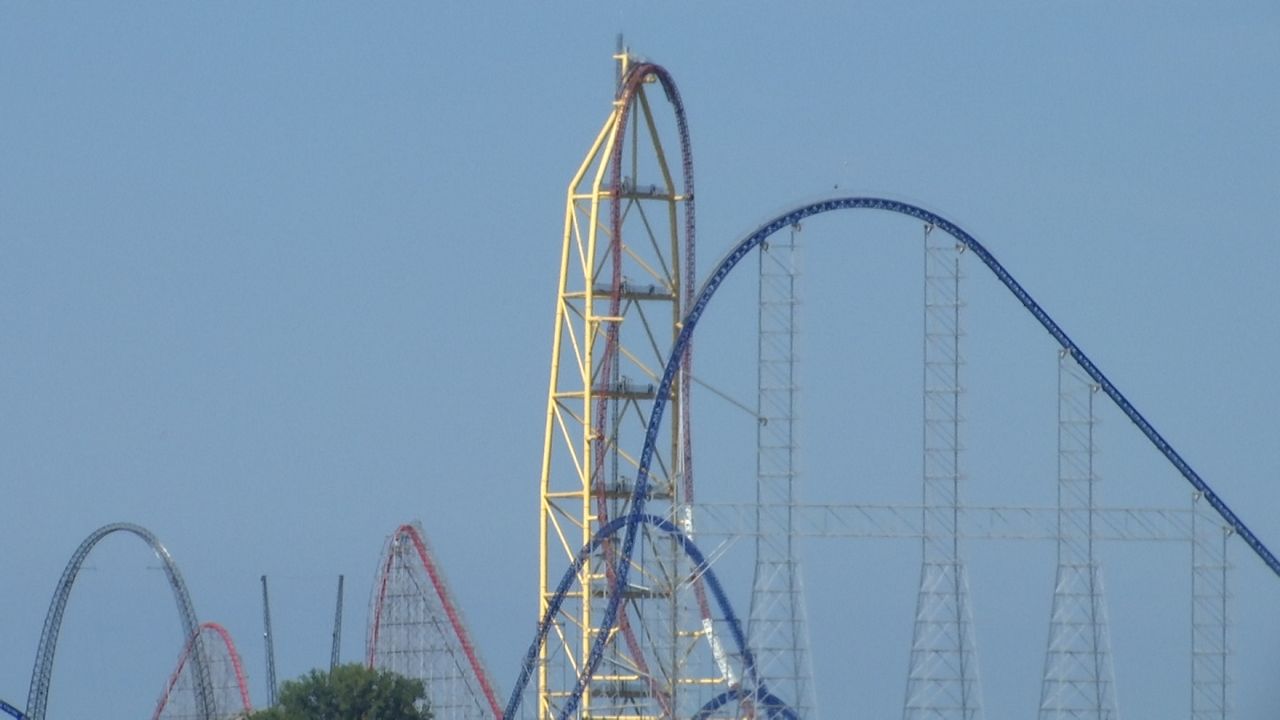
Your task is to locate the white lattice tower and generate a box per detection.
[1192,493,1231,720]
[748,223,818,717]
[903,224,984,720]
[1039,353,1119,719]
[366,523,499,719]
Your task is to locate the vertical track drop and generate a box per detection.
[537,49,727,719]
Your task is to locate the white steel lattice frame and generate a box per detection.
[748,224,818,718]
[153,623,252,720]
[1039,352,1119,719]
[691,502,1192,543]
[1192,493,1231,720]
[904,225,984,720]
[366,524,497,720]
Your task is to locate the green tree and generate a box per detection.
[248,663,432,720]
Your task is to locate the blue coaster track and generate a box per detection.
[513,197,1280,720]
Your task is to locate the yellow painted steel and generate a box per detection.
[537,49,709,719]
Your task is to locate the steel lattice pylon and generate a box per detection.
[153,622,253,720]
[1191,494,1231,720]
[367,522,502,719]
[536,50,729,719]
[904,225,984,720]
[1038,353,1119,719]
[748,224,818,718]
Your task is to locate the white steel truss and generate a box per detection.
[1192,493,1231,720]
[1038,352,1119,719]
[748,224,818,718]
[904,225,984,720]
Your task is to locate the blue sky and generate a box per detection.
[3,3,1279,718]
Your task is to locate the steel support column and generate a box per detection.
[749,224,818,717]
[1192,492,1231,720]
[904,225,983,720]
[1039,352,1118,718]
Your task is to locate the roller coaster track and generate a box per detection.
[26,522,214,720]
[509,514,797,720]
[538,53,722,719]
[151,621,252,720]
[514,196,1280,719]
[588,58,697,718]
[367,522,502,719]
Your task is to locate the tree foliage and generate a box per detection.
[248,663,431,720]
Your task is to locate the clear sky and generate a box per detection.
[3,3,1279,718]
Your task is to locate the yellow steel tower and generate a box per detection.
[537,51,716,719]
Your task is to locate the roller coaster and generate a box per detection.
[521,192,1280,718]
[367,522,502,719]
[152,622,253,720]
[25,522,214,720]
[14,50,1279,720]
[519,50,1279,720]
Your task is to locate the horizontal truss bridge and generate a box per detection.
[692,501,1211,542]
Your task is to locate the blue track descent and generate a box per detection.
[523,197,1280,718]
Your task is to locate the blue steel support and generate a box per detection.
[525,196,1280,719]
[692,687,798,720]
[0,700,25,719]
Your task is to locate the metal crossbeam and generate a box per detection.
[690,502,1193,542]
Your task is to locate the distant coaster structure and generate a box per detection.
[366,522,503,719]
[152,621,252,720]
[25,522,216,720]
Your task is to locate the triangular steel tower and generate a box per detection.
[903,225,984,720]
[1038,353,1119,719]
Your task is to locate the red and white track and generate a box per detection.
[152,621,251,720]
[367,522,503,719]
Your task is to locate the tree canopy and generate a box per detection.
[248,663,431,720]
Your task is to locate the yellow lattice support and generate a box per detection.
[537,49,712,719]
